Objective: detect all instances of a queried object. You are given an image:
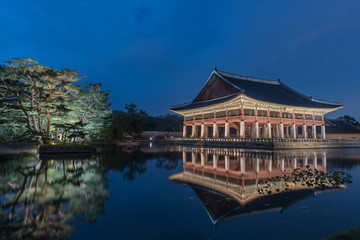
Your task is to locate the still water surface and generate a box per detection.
[1,144,360,239]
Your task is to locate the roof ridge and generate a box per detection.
[216,69,280,85]
[279,82,342,106]
[309,98,342,106]
[218,68,342,106]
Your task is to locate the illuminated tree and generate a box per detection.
[0,58,82,143]
[0,58,112,143]
[71,83,112,140]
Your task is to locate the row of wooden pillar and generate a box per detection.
[183,121,326,139]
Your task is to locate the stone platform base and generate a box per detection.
[166,138,360,150]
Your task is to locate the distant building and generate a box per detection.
[325,118,360,139]
[170,68,343,139]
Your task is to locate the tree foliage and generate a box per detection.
[146,114,182,132]
[340,115,360,126]
[0,57,111,144]
[111,103,148,140]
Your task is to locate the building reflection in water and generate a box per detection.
[170,147,333,226]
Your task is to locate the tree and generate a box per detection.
[155,114,182,132]
[0,94,27,142]
[61,83,112,142]
[110,104,148,140]
[125,103,148,137]
[111,111,129,140]
[340,115,360,126]
[0,57,82,143]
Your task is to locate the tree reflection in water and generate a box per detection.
[0,154,110,239]
[99,146,181,180]
[0,146,182,239]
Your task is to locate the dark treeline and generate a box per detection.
[110,103,182,141]
[0,58,182,144]
[339,115,360,126]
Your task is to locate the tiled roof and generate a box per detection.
[169,93,238,111]
[170,69,343,111]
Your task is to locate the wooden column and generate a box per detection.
[302,124,307,139]
[182,125,187,138]
[192,125,198,138]
[213,123,219,138]
[291,123,297,139]
[267,122,272,138]
[240,120,245,138]
[262,123,267,138]
[225,122,230,138]
[254,121,259,138]
[279,122,284,139]
[321,125,326,139]
[312,124,316,139]
[201,124,208,138]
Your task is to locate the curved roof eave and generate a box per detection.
[169,92,343,114]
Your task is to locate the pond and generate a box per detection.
[1,144,360,239]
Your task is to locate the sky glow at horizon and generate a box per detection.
[1,0,360,119]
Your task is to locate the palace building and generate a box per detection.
[170,68,343,140]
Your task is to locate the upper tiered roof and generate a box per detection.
[170,69,343,111]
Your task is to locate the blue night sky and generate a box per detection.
[1,0,360,119]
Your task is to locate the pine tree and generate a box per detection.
[0,57,82,143]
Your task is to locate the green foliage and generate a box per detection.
[111,111,129,140]
[125,103,148,137]
[57,83,112,142]
[340,115,360,126]
[146,114,183,132]
[111,103,148,139]
[0,57,111,144]
[328,227,360,240]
